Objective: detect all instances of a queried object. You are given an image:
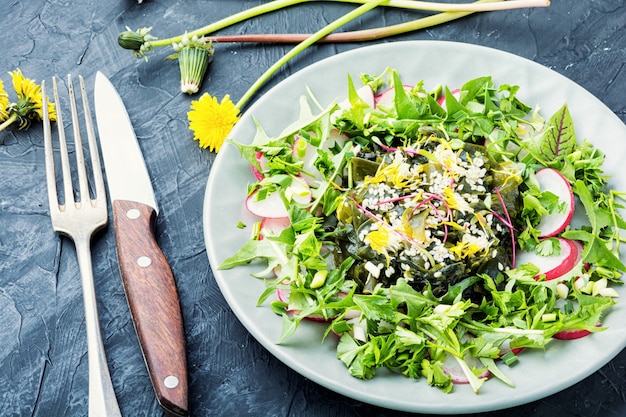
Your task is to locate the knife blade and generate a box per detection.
[94,71,188,417]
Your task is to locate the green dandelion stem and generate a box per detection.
[234,0,389,110]
[142,0,549,49]
[233,0,515,110]
[328,0,548,11]
[209,0,506,44]
[147,0,314,48]
[0,113,17,132]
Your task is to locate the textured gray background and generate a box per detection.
[1,1,625,416]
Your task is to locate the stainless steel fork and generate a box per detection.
[42,75,122,417]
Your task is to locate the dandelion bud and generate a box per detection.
[118,27,157,60]
[118,30,145,51]
[174,34,214,95]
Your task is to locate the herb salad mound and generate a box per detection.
[219,69,626,393]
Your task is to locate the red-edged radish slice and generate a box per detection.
[498,339,524,357]
[276,287,290,303]
[515,237,581,281]
[251,151,268,181]
[443,352,490,384]
[554,323,602,340]
[441,333,490,384]
[329,128,348,146]
[246,189,286,218]
[534,168,575,238]
[259,217,291,240]
[437,88,461,108]
[292,130,349,187]
[374,84,414,108]
[553,328,591,340]
[246,178,311,218]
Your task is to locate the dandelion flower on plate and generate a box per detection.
[188,93,239,152]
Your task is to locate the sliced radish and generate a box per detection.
[373,84,414,108]
[251,151,268,181]
[327,128,349,162]
[246,189,287,218]
[337,85,375,110]
[534,168,575,238]
[292,129,350,187]
[553,328,591,340]
[359,85,376,108]
[259,217,291,240]
[443,351,489,384]
[498,338,524,357]
[554,323,602,340]
[440,334,490,384]
[515,237,582,281]
[246,178,311,218]
[276,287,290,303]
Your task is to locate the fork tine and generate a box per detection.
[68,75,91,207]
[42,80,59,212]
[51,77,74,209]
[77,75,106,204]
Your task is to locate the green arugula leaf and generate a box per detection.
[459,76,491,104]
[276,312,301,344]
[391,70,421,120]
[442,86,467,120]
[353,293,396,323]
[389,279,438,318]
[218,238,289,270]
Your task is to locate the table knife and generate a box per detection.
[94,71,188,417]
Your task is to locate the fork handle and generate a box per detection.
[75,236,123,417]
[112,200,188,417]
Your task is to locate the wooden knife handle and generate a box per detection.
[112,200,188,417]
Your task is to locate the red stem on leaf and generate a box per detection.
[493,187,516,267]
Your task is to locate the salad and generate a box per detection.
[219,68,626,393]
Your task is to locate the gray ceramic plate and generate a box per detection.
[204,41,626,414]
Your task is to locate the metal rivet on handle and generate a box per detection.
[164,375,179,389]
[137,256,152,268]
[126,208,140,219]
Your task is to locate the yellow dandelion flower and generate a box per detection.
[12,69,40,102]
[0,79,9,122]
[449,234,489,260]
[364,226,402,267]
[1,69,56,131]
[442,187,472,214]
[449,240,481,259]
[365,227,391,256]
[188,93,239,152]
